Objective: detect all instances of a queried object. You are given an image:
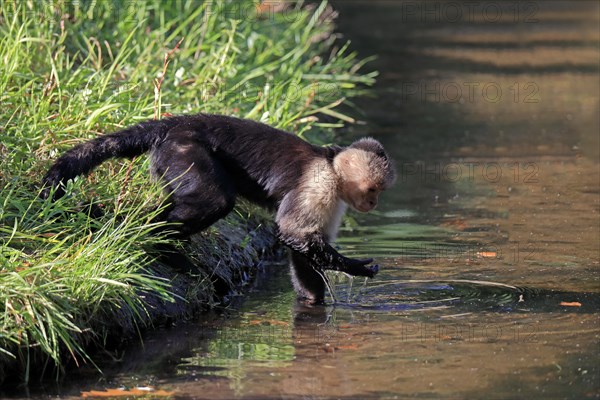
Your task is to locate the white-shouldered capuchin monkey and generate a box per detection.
[42,114,396,304]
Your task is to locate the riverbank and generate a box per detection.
[0,0,375,383]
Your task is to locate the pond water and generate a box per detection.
[6,1,599,398]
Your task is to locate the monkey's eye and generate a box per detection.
[367,187,377,193]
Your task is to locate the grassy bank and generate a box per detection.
[0,0,374,383]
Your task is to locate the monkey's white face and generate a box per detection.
[333,148,388,213]
[342,179,382,213]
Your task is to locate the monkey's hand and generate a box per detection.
[343,257,379,278]
[279,231,379,278]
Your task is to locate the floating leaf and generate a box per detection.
[81,387,175,398]
[559,301,582,307]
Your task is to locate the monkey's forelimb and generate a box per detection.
[280,231,379,278]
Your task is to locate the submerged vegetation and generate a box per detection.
[0,0,375,382]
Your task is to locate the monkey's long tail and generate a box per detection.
[41,117,180,200]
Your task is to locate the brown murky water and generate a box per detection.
[5,1,599,399]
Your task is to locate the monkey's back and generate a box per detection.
[171,114,336,205]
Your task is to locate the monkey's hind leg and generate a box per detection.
[150,131,237,274]
[152,130,237,236]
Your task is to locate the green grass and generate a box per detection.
[0,0,375,382]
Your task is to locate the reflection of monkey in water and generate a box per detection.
[42,114,396,304]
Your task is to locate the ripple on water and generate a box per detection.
[329,278,599,314]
